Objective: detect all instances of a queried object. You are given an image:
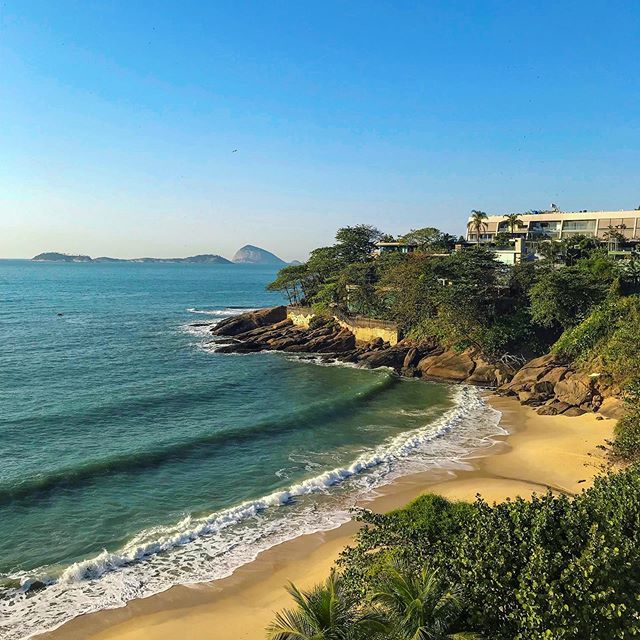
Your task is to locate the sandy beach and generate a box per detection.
[40,395,614,640]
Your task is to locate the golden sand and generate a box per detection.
[40,396,614,640]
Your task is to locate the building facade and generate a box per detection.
[466,210,640,243]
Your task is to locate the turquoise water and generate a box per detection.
[0,260,501,639]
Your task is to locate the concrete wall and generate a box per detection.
[286,306,399,346]
[287,306,315,329]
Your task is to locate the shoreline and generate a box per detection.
[40,395,614,640]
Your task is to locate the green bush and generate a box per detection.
[336,467,640,639]
[553,295,640,386]
[613,381,640,460]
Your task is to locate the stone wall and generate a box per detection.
[286,306,399,346]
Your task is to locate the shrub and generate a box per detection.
[613,381,640,460]
[336,467,640,639]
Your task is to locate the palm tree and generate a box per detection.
[467,210,488,245]
[267,569,384,640]
[371,559,480,640]
[502,213,523,237]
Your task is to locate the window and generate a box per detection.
[562,220,596,235]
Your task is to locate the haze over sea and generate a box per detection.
[0,261,502,639]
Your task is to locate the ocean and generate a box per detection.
[0,260,503,639]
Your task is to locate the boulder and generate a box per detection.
[402,348,421,370]
[564,406,587,417]
[359,346,409,370]
[466,359,499,386]
[537,405,560,415]
[525,353,561,369]
[421,350,476,382]
[548,401,571,414]
[317,328,356,353]
[509,366,552,387]
[531,380,556,398]
[598,397,627,419]
[518,390,546,406]
[554,375,593,407]
[494,368,513,387]
[214,306,288,336]
[540,366,569,386]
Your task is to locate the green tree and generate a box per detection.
[267,569,383,640]
[267,264,311,305]
[529,267,606,331]
[400,228,456,253]
[493,232,512,248]
[466,211,488,245]
[372,560,474,640]
[502,213,523,236]
[335,225,383,264]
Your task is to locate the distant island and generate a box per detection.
[232,245,287,265]
[31,246,297,264]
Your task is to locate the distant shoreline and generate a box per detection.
[29,245,297,265]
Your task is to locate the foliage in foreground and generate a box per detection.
[271,468,640,640]
[613,381,640,460]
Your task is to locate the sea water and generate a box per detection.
[0,260,503,639]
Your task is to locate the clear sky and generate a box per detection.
[1,1,639,260]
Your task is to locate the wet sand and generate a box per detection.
[40,396,614,640]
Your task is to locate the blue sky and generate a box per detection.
[1,1,639,259]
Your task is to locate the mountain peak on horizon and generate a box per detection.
[232,245,286,265]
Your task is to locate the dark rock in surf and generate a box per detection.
[214,306,288,336]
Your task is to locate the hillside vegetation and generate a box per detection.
[266,224,640,640]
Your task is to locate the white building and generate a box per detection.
[466,210,640,243]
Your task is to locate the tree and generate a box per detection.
[603,225,626,251]
[502,213,523,236]
[467,211,488,245]
[372,559,474,640]
[267,569,383,640]
[529,267,606,330]
[267,264,311,305]
[335,225,383,264]
[400,228,456,253]
[493,232,512,248]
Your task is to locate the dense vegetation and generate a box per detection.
[268,223,639,355]
[267,222,640,640]
[269,468,640,640]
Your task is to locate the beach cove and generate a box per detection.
[41,395,615,640]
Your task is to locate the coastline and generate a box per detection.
[40,395,614,640]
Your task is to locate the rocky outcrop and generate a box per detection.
[206,308,627,420]
[215,306,288,336]
[497,350,625,419]
[419,350,476,382]
[205,308,514,387]
[554,375,594,407]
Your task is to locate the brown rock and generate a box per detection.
[466,358,499,386]
[531,380,556,398]
[537,405,560,415]
[509,366,552,387]
[421,350,476,382]
[598,397,627,419]
[402,347,421,369]
[359,346,409,370]
[518,391,546,406]
[554,376,593,406]
[214,306,288,336]
[540,367,569,386]
[523,353,561,369]
[548,401,571,414]
[563,406,587,417]
[495,369,513,387]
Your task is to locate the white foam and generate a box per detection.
[0,386,504,640]
[186,307,256,316]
